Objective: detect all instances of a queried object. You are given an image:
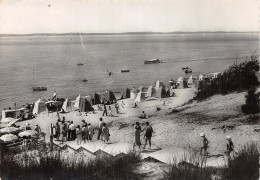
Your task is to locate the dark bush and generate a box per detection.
[242,87,260,114]
[223,143,259,180]
[196,54,259,100]
[0,150,142,180]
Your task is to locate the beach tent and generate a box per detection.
[188,75,194,85]
[123,88,131,99]
[146,85,156,97]
[80,98,94,112]
[130,88,139,100]
[155,80,164,89]
[178,79,188,89]
[114,92,123,100]
[1,110,16,119]
[82,95,92,105]
[177,77,183,84]
[33,99,46,115]
[92,93,101,105]
[155,87,167,98]
[135,91,146,102]
[74,95,83,110]
[62,98,72,112]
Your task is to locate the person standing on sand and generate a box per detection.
[34,124,41,134]
[200,133,209,156]
[143,122,153,150]
[97,117,104,140]
[226,136,234,156]
[115,102,119,114]
[133,122,143,150]
[88,123,94,141]
[69,121,76,140]
[103,104,108,116]
[76,125,83,145]
[82,124,89,143]
[102,123,110,143]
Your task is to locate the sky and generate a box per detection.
[0,0,259,34]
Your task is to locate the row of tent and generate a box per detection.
[32,75,214,114]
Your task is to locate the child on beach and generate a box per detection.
[200,133,209,156]
[82,124,89,143]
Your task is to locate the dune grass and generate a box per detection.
[0,149,142,180]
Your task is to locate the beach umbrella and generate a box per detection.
[18,130,38,138]
[0,134,18,143]
[0,127,19,134]
[1,117,18,124]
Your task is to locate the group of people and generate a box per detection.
[51,117,110,145]
[133,121,154,150]
[200,133,235,157]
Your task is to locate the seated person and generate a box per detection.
[132,103,138,108]
[139,111,147,119]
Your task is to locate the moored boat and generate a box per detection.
[77,63,84,66]
[144,59,162,64]
[121,70,130,73]
[32,87,47,91]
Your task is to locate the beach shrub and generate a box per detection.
[222,143,259,180]
[163,161,213,180]
[242,87,260,114]
[196,54,259,100]
[0,150,142,180]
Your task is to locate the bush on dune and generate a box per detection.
[242,87,260,114]
[0,150,142,180]
[223,143,259,180]
[196,54,259,100]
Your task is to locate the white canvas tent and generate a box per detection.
[130,88,139,100]
[155,80,164,89]
[146,85,156,97]
[33,99,46,115]
[188,75,194,85]
[177,77,183,84]
[135,91,146,102]
[74,95,83,110]
[62,98,72,112]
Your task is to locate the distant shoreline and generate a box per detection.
[0,31,259,37]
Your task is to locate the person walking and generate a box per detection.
[143,122,153,150]
[115,102,119,114]
[133,122,143,150]
[88,123,94,141]
[82,124,89,143]
[226,136,235,156]
[69,121,76,140]
[60,127,67,144]
[97,117,104,140]
[103,104,108,116]
[200,133,209,156]
[76,125,83,145]
[102,123,110,143]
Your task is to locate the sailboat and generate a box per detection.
[32,69,47,91]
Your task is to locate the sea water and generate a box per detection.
[0,33,258,110]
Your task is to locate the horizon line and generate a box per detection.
[0,31,259,36]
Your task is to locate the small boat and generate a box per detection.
[82,78,88,82]
[182,66,189,70]
[32,87,47,91]
[144,59,162,64]
[32,69,47,91]
[77,63,84,66]
[121,70,130,73]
